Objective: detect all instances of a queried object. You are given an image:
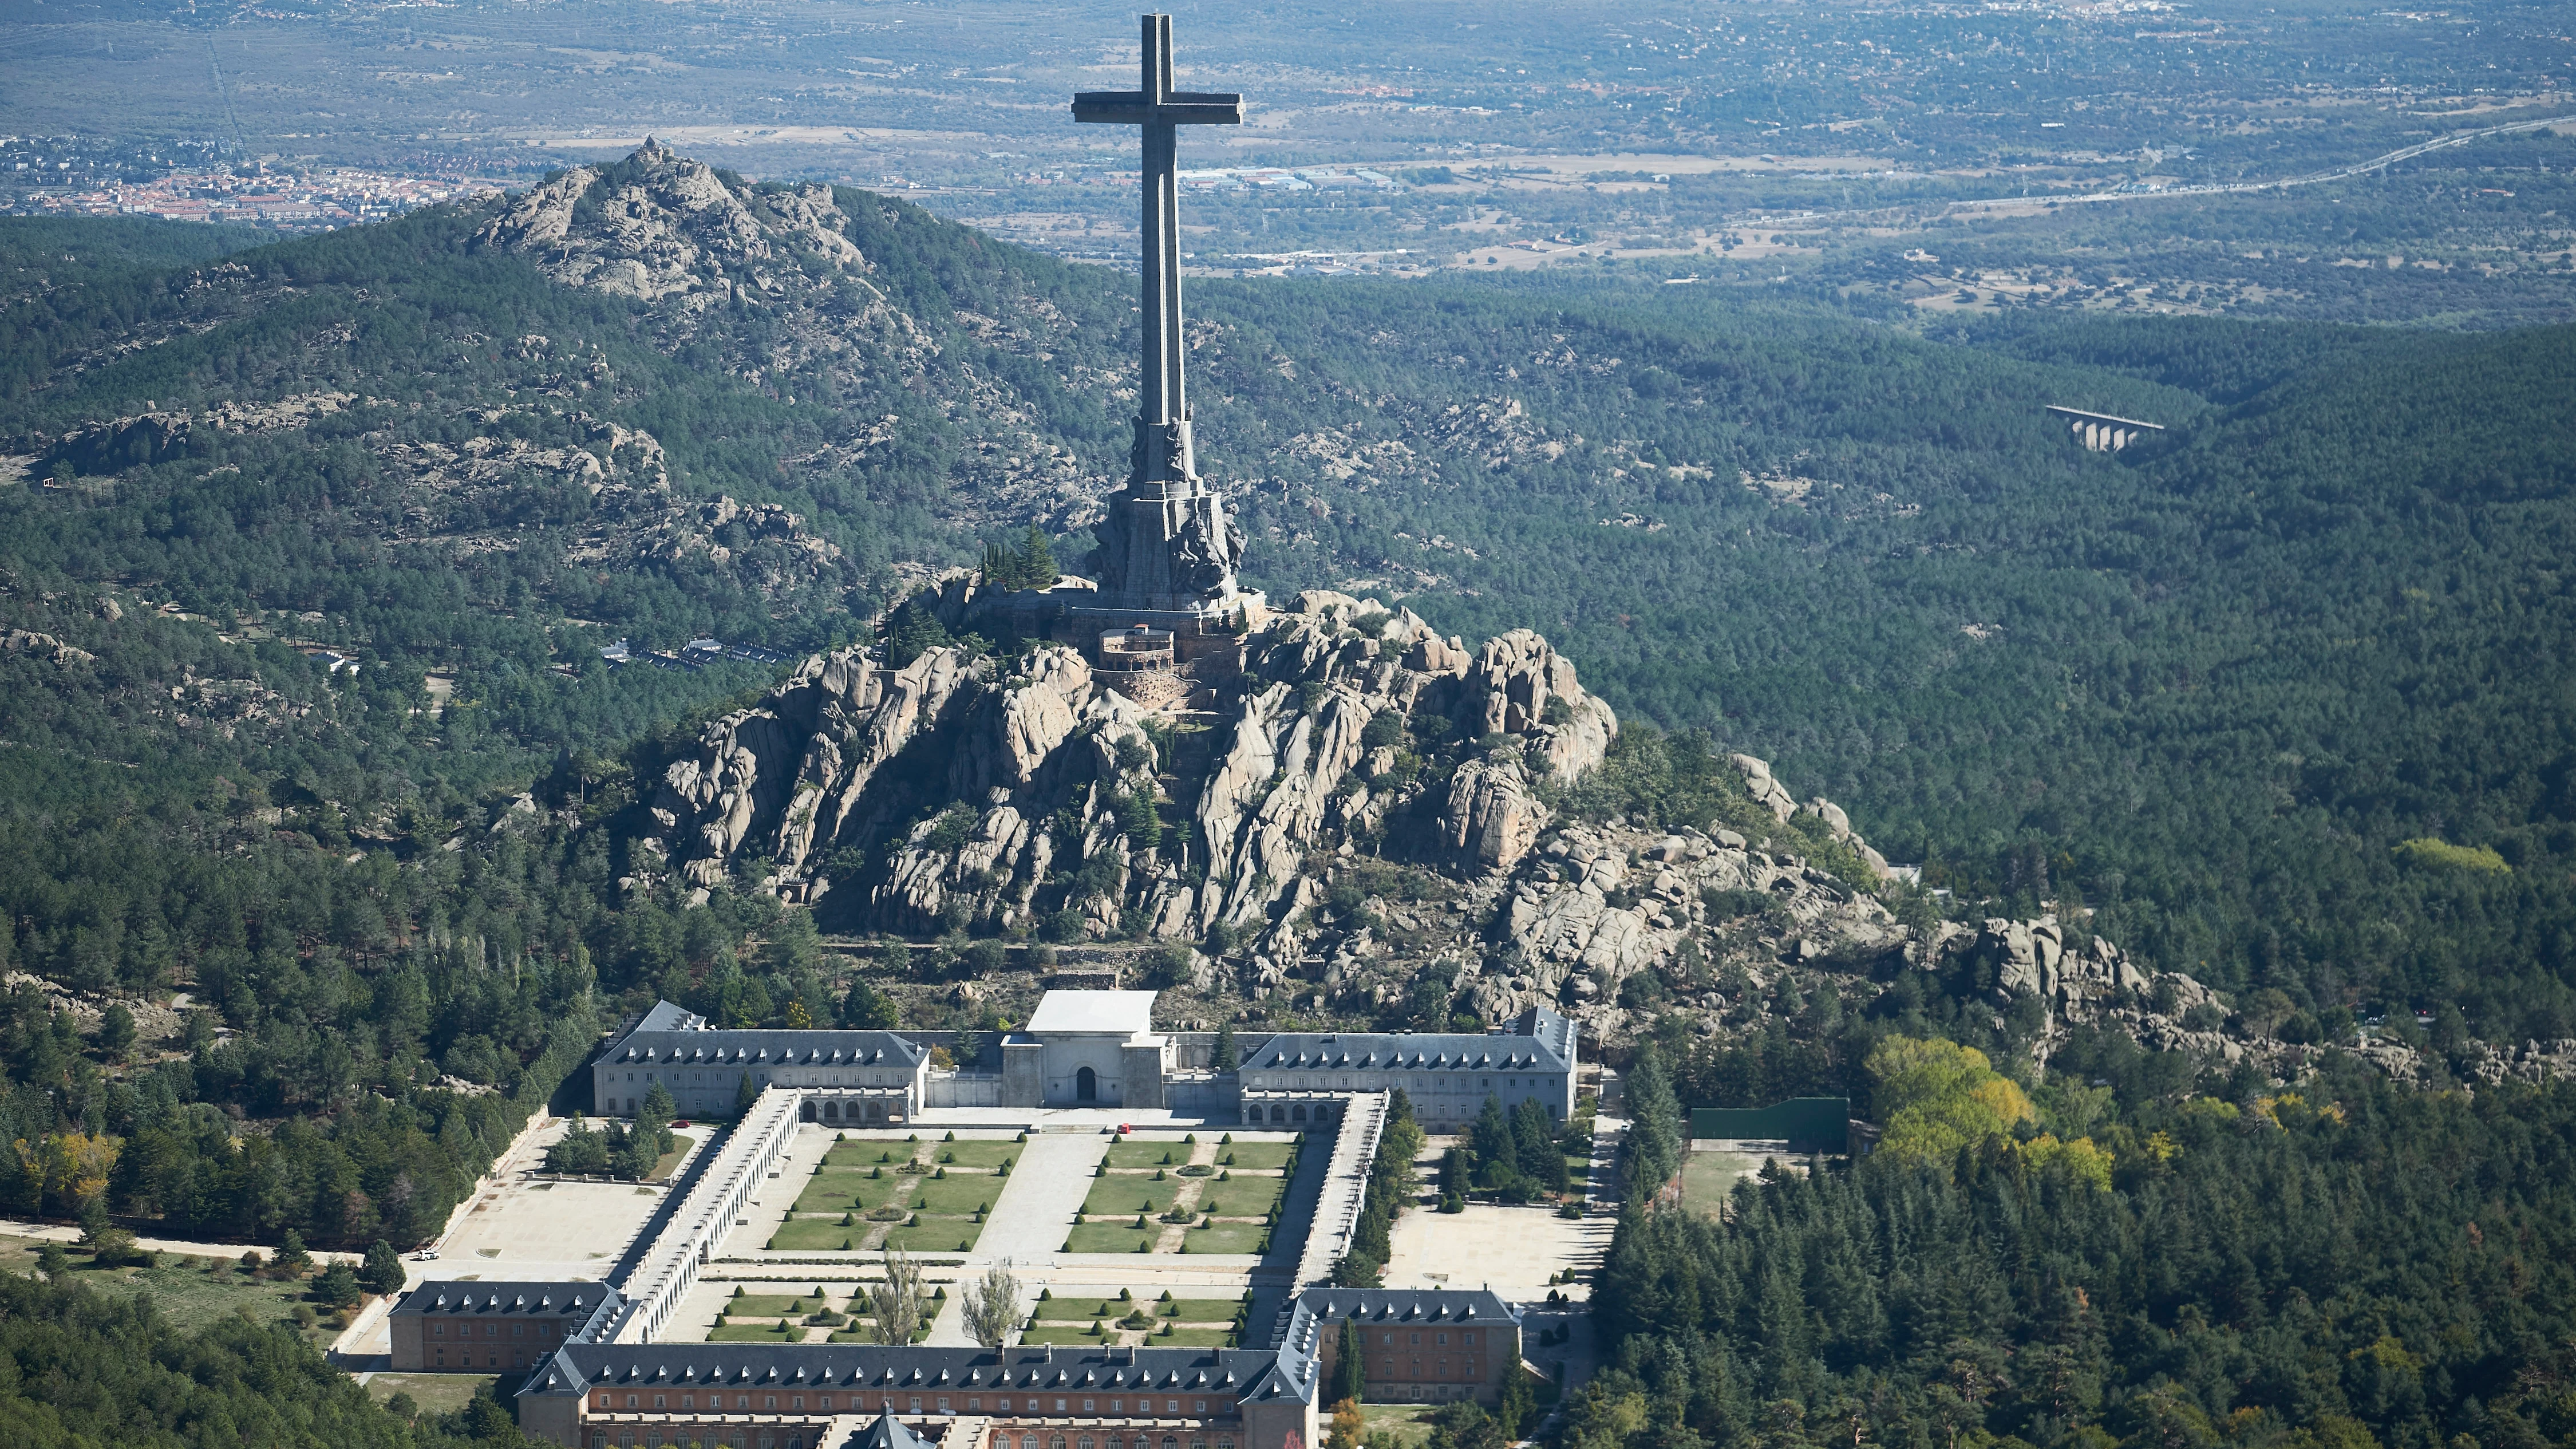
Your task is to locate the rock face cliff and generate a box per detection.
[630,585,2254,1056]
[632,590,1618,951]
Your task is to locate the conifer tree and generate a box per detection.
[1330,1317,1366,1406]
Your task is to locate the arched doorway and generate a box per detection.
[1076,1066,1097,1101]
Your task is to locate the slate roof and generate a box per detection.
[398,1283,626,1347]
[855,1411,929,1449]
[1291,1288,1519,1326]
[1243,1029,1568,1074]
[393,1282,619,1321]
[1515,1006,1578,1062]
[517,1342,1306,1407]
[598,1021,926,1070]
[604,1001,705,1055]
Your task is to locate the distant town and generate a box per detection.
[2,135,512,230]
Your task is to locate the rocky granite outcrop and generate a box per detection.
[627,593,2357,1070]
[474,140,874,306]
[630,591,1620,954]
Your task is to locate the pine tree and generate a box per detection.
[361,1239,406,1296]
[1020,524,1059,589]
[841,977,899,1029]
[1331,1317,1366,1406]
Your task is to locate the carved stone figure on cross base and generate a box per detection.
[1072,14,1254,614]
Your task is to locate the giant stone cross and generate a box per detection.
[1072,14,1251,614]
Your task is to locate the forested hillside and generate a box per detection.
[1583,1033,2576,1449]
[0,1267,520,1447]
[0,156,2570,1261]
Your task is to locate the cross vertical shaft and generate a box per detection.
[1073,13,1243,492]
[1139,14,1181,434]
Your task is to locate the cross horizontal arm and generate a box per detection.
[1071,90,1245,125]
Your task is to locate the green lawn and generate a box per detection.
[1034,1295,1143,1321]
[792,1172,887,1213]
[1680,1147,1760,1216]
[767,1219,867,1251]
[824,1138,923,1168]
[1063,1224,1159,1254]
[925,1140,1022,1170]
[1214,1142,1298,1172]
[1105,1140,1199,1170]
[367,1373,503,1416]
[1021,1323,1111,1346]
[1143,1327,1238,1348]
[1081,1178,1182,1215]
[1356,1404,1441,1447]
[1161,1298,1250,1322]
[1176,1222,1267,1255]
[0,1237,345,1348]
[722,1293,827,1317]
[909,1176,1003,1215]
[1197,1177,1285,1218]
[708,1321,808,1343]
[882,1222,983,1255]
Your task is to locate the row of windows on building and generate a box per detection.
[610,1092,905,1118]
[595,1394,1222,1418]
[611,1071,908,1090]
[999,1423,1231,1433]
[590,1423,1231,1433]
[1243,1076,1555,1093]
[436,1348,531,1369]
[431,1320,556,1339]
[1379,1359,1476,1380]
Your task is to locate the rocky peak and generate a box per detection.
[627,592,1621,960]
[473,140,873,304]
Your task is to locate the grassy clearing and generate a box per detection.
[1082,1178,1182,1215]
[0,1235,345,1347]
[1680,1147,1760,1215]
[1357,1404,1440,1446]
[1145,1327,1239,1348]
[1163,1298,1249,1321]
[366,1373,503,1415]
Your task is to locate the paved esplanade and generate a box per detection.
[1072,14,1251,614]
